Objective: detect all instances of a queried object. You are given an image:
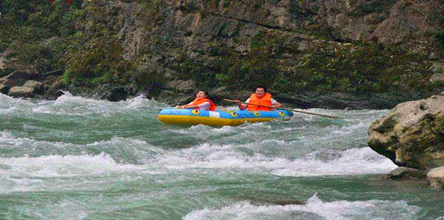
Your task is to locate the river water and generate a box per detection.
[0,93,442,219]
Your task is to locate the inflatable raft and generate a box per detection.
[158,108,294,126]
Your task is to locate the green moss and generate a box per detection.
[223,0,231,8]
[434,29,444,46]
[347,0,396,17]
[312,43,429,93]
[0,1,82,73]
[361,2,384,14]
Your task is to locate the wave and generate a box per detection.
[0,152,141,178]
[1,128,396,178]
[184,194,421,220]
[150,144,396,176]
[0,92,166,116]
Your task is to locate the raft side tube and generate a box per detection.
[158,109,293,126]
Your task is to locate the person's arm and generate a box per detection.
[270,99,282,109]
[178,102,211,110]
[234,98,249,110]
[177,101,196,109]
[196,102,210,110]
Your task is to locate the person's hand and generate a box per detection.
[177,106,184,109]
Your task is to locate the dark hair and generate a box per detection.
[197,90,209,97]
[256,86,267,92]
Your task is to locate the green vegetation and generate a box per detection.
[196,30,436,94]
[0,0,440,100]
[0,0,82,72]
[435,29,444,46]
[347,0,396,17]
[281,42,433,93]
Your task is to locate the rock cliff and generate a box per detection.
[0,0,442,106]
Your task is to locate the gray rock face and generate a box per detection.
[430,62,444,82]
[8,86,35,98]
[165,79,195,93]
[427,166,444,190]
[23,80,44,93]
[368,93,444,170]
[0,70,38,87]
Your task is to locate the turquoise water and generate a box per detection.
[0,93,443,219]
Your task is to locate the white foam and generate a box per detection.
[152,143,396,176]
[125,95,165,109]
[0,152,141,178]
[0,91,160,116]
[1,125,395,177]
[184,194,421,220]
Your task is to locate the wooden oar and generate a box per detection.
[222,99,343,119]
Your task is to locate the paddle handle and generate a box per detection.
[290,109,342,119]
[223,99,272,108]
[222,99,343,119]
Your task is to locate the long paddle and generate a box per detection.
[222,99,343,119]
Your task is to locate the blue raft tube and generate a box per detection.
[158,108,294,126]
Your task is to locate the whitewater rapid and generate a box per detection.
[0,92,441,219]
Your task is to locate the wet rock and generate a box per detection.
[368,93,444,170]
[8,86,35,98]
[165,79,195,93]
[102,87,128,102]
[41,75,67,99]
[430,73,444,82]
[430,62,444,82]
[427,166,444,190]
[23,80,44,94]
[157,89,193,105]
[0,84,10,94]
[368,0,440,45]
[382,167,427,180]
[234,196,305,206]
[0,70,38,88]
[274,91,416,110]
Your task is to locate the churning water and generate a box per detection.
[0,92,442,219]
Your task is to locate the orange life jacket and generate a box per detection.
[191,98,217,111]
[247,93,273,111]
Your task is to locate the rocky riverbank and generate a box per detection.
[0,68,437,109]
[0,0,443,107]
[368,92,444,189]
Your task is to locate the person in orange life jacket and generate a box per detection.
[234,86,282,111]
[177,90,217,111]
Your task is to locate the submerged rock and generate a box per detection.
[368,93,444,170]
[234,197,305,206]
[382,167,427,180]
[427,166,444,190]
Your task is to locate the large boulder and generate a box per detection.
[427,166,444,190]
[23,80,44,93]
[7,86,35,98]
[368,93,444,170]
